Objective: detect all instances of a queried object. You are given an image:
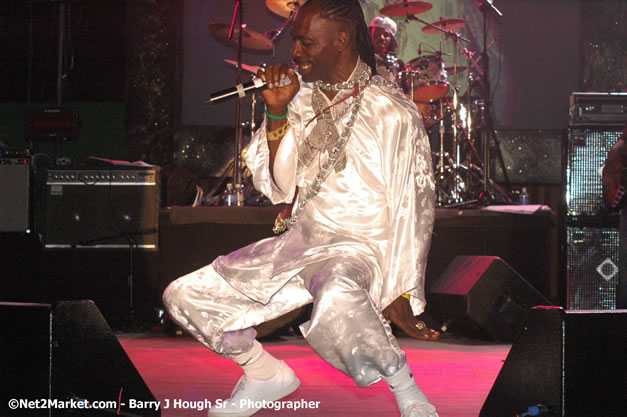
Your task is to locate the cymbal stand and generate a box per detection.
[265,10,297,65]
[408,16,470,205]
[228,0,245,188]
[477,0,511,204]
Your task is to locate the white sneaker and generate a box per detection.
[208,361,300,417]
[402,402,439,417]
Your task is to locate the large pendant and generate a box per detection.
[273,216,289,235]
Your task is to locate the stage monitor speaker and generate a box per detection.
[427,256,551,341]
[480,307,627,417]
[0,158,30,232]
[43,167,160,249]
[0,300,160,417]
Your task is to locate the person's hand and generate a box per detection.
[383,296,440,341]
[257,64,300,117]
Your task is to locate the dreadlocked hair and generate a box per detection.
[302,0,377,75]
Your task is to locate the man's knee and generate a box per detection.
[162,277,184,313]
[311,274,363,302]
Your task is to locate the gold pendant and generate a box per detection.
[273,216,288,235]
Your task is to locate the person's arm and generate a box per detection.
[256,64,300,180]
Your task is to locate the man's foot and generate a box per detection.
[382,296,440,341]
[411,320,440,341]
[402,402,439,417]
[207,361,300,417]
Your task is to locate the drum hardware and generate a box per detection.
[207,1,274,204]
[476,0,511,205]
[264,1,300,64]
[432,27,469,204]
[206,2,302,205]
[414,11,512,207]
[223,59,262,74]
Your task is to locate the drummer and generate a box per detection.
[369,16,403,83]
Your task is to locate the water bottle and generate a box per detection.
[519,187,530,205]
[223,183,237,206]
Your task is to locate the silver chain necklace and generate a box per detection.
[272,69,400,235]
[273,77,368,234]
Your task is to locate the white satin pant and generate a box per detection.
[163,256,406,387]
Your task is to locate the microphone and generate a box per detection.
[207,76,292,104]
[418,43,422,55]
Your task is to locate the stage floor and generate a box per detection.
[119,333,510,417]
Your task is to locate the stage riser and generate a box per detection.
[0,208,559,327]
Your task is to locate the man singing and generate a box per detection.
[163,1,438,416]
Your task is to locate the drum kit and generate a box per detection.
[377,1,499,207]
[208,0,508,207]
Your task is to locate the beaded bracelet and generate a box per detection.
[264,105,288,120]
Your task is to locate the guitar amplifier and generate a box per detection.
[43,167,160,249]
[569,92,627,126]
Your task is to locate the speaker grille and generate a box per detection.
[566,127,622,215]
[566,226,620,309]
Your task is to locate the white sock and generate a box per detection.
[230,340,281,380]
[384,363,429,412]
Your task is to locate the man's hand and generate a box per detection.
[383,296,440,341]
[257,64,300,122]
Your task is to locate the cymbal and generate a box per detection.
[422,18,466,34]
[380,1,432,17]
[266,0,306,18]
[444,65,467,74]
[209,22,272,51]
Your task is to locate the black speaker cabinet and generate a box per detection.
[43,168,159,249]
[0,158,30,232]
[480,307,627,417]
[427,256,551,341]
[0,300,159,417]
[566,223,620,310]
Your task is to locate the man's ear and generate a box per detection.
[335,30,351,51]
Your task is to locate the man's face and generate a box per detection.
[370,26,392,55]
[290,5,343,83]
